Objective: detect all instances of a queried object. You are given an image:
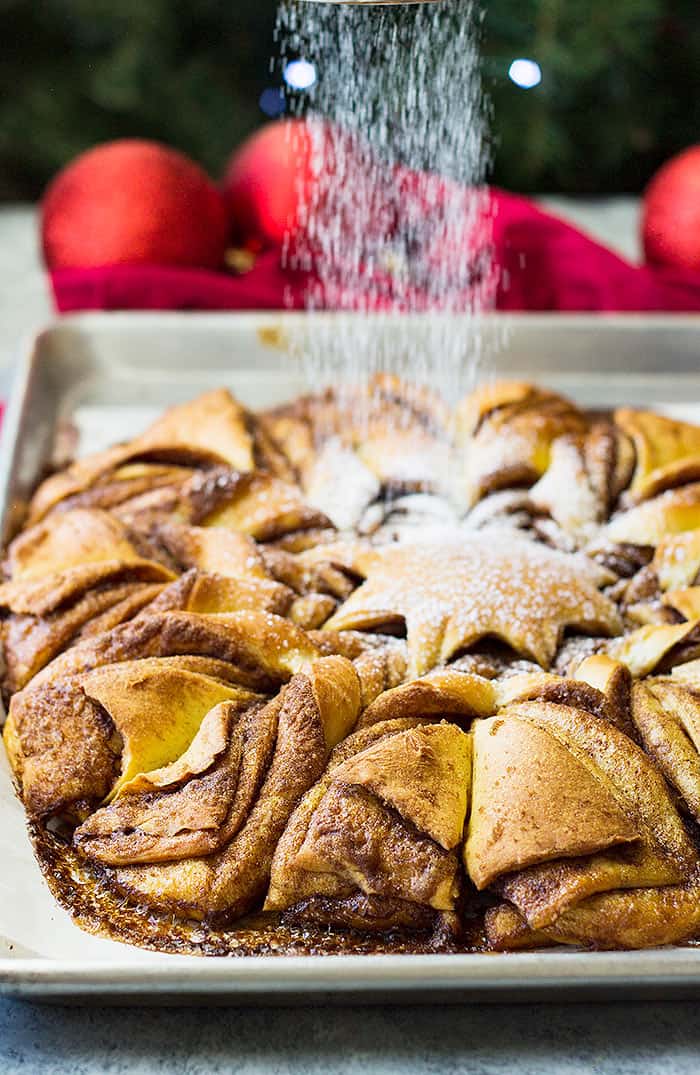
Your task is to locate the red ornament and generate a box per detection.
[642,145,700,271]
[41,139,230,271]
[223,119,315,249]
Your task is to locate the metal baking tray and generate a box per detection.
[3,310,700,1003]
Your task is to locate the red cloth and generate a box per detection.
[50,188,700,314]
[493,191,700,312]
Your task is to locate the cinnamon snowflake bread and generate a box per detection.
[6,377,700,954]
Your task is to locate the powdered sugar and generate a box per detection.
[326,533,622,674]
[275,0,495,405]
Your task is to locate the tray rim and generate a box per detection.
[4,311,700,1000]
[4,947,700,997]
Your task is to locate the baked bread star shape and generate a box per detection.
[324,534,622,676]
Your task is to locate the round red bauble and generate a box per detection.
[41,139,230,270]
[223,119,315,248]
[642,146,700,271]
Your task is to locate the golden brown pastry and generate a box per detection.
[266,719,470,932]
[455,381,588,505]
[469,698,697,944]
[5,656,260,821]
[0,509,176,692]
[24,608,322,693]
[534,881,700,949]
[606,620,700,677]
[0,581,163,695]
[27,389,264,524]
[33,463,195,519]
[653,530,700,591]
[663,587,700,620]
[356,669,495,729]
[76,656,361,924]
[7,378,700,956]
[529,423,634,544]
[631,678,700,823]
[615,408,700,503]
[485,884,700,950]
[573,654,633,733]
[105,467,332,544]
[263,374,451,498]
[0,508,175,604]
[195,472,331,542]
[602,483,700,547]
[490,666,627,728]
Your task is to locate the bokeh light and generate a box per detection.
[283,59,317,91]
[508,58,542,89]
[259,87,285,117]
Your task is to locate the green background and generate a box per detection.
[1,0,698,200]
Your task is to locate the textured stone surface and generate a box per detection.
[1,998,700,1073]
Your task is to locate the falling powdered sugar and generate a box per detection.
[274,0,496,418]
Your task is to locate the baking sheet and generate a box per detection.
[3,311,700,1001]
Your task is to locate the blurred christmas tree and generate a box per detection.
[0,0,276,199]
[482,0,700,193]
[0,0,698,199]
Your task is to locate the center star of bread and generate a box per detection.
[324,535,623,676]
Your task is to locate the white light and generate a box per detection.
[508,58,542,89]
[283,60,317,91]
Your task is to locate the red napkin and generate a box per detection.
[49,188,700,314]
[493,190,700,312]
[51,250,308,313]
